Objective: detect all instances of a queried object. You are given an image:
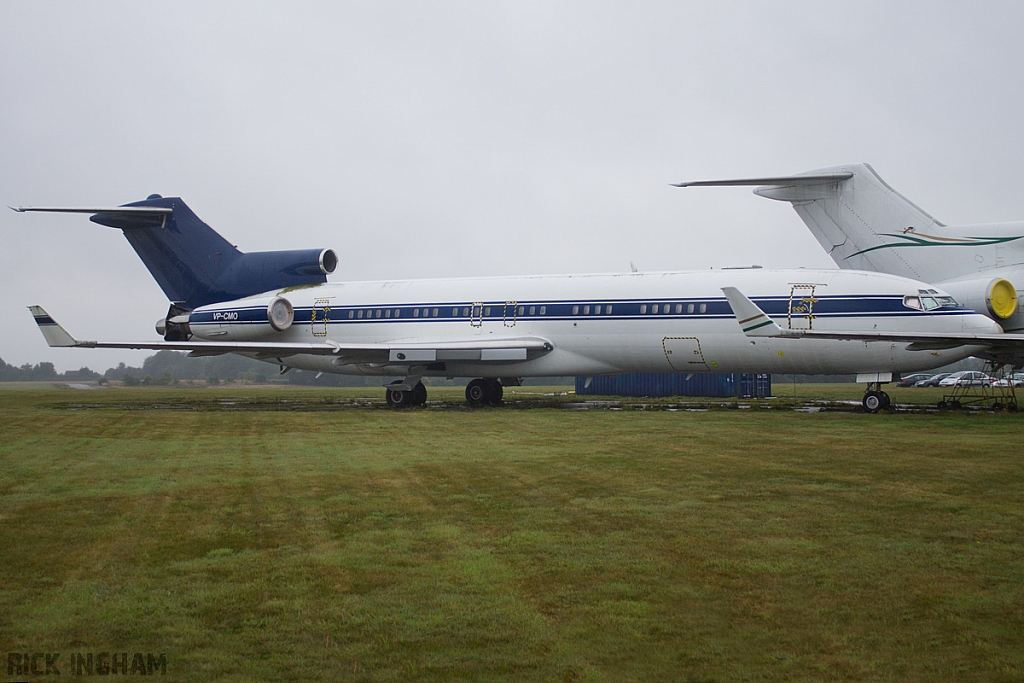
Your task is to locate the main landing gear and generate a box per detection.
[384,378,507,408]
[385,381,427,408]
[465,378,503,406]
[862,382,891,413]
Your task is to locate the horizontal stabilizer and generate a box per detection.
[672,173,853,188]
[13,205,173,232]
[11,206,172,216]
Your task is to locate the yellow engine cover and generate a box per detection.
[987,278,1018,319]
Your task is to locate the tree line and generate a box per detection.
[0,351,383,386]
[1,351,572,387]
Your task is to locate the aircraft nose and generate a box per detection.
[969,314,1004,335]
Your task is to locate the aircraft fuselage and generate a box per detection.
[187,268,995,379]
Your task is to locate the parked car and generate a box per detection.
[897,373,936,387]
[938,371,994,387]
[914,373,952,387]
[992,372,1024,388]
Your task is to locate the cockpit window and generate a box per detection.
[903,296,922,310]
[906,294,960,310]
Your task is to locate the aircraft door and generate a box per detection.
[311,298,331,337]
[503,301,518,327]
[471,302,484,335]
[787,284,821,330]
[663,336,710,371]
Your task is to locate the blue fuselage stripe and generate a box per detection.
[189,295,973,327]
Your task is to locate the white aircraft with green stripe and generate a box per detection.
[677,163,1024,342]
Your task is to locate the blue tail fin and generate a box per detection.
[88,195,337,310]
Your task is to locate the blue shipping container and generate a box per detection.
[575,373,771,398]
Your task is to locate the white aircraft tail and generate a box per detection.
[676,163,944,281]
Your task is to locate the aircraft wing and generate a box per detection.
[29,306,553,363]
[720,288,1024,350]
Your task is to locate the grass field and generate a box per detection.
[1,384,1023,681]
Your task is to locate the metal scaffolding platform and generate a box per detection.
[939,363,1019,411]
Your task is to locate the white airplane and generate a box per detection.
[675,164,1024,351]
[15,197,1022,411]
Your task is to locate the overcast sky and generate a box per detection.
[3,1,1024,371]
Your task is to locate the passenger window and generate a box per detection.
[463,307,469,316]
[348,310,354,319]
[484,307,491,316]
[413,309,419,317]
[687,303,694,314]
[606,305,613,314]
[583,305,590,314]
[529,306,536,315]
[357,310,364,319]
[640,304,647,314]
[432,308,439,317]
[699,304,706,313]
[540,306,546,315]
[376,310,382,318]
[652,304,659,314]
[573,306,579,315]
[518,306,525,316]
[385,309,391,318]
[423,308,430,317]
[675,303,682,314]
[394,309,400,318]
[452,308,458,316]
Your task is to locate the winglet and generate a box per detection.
[721,287,788,337]
[28,306,81,347]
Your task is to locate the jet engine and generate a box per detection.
[188,295,296,341]
[939,276,1019,320]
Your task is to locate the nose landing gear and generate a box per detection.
[862,382,891,413]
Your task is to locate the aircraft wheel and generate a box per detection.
[880,391,892,410]
[485,379,504,406]
[386,388,414,408]
[951,400,962,410]
[862,390,884,413]
[993,401,1004,411]
[466,379,488,406]
[412,382,427,406]
[937,400,948,410]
